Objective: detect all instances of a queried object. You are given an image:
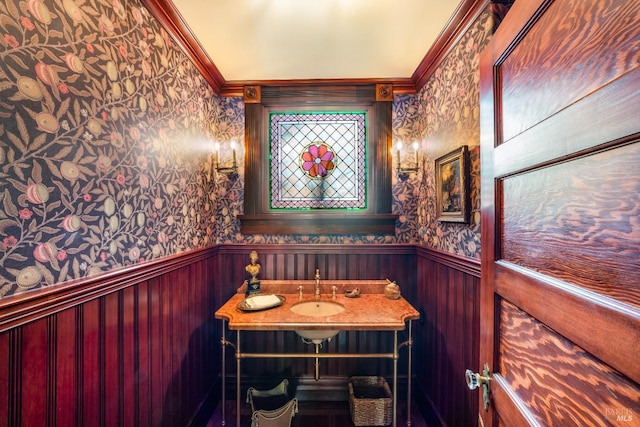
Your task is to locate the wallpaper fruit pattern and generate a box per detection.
[0,0,493,298]
[0,0,243,297]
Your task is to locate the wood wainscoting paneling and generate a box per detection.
[0,247,219,427]
[216,244,418,299]
[0,243,481,426]
[414,247,481,427]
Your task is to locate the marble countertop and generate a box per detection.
[215,280,420,331]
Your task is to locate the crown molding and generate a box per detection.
[411,0,490,91]
[222,78,416,98]
[140,0,226,93]
[142,0,487,97]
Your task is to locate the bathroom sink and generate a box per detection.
[291,301,345,343]
[290,300,345,317]
[294,329,340,343]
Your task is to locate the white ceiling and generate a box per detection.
[170,0,462,82]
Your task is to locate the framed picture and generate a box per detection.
[435,145,469,223]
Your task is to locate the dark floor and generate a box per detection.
[207,399,428,426]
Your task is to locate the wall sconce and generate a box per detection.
[396,141,420,181]
[214,140,238,178]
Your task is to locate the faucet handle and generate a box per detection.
[298,285,304,299]
[331,285,337,300]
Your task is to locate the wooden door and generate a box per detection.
[478,0,639,425]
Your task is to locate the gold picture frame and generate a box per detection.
[435,145,469,223]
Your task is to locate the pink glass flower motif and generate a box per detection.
[301,143,335,178]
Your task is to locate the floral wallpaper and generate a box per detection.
[0,0,243,298]
[390,8,499,260]
[0,0,500,298]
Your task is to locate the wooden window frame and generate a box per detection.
[239,84,397,235]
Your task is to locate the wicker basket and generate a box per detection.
[348,376,392,426]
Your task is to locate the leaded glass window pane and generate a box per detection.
[270,112,367,209]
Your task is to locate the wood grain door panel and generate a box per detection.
[480,0,640,425]
[500,143,640,307]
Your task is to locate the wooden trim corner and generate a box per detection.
[376,84,394,101]
[243,85,261,103]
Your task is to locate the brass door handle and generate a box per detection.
[465,363,491,410]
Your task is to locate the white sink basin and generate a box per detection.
[295,329,340,343]
[290,300,345,317]
[291,301,344,343]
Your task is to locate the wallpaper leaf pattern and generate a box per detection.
[390,10,496,260]
[0,0,243,297]
[0,0,495,298]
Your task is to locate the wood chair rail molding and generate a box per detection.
[217,243,417,256]
[1,244,476,333]
[416,245,481,277]
[0,243,481,331]
[0,247,217,332]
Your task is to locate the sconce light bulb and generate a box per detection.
[397,141,403,151]
[214,142,221,165]
[230,140,237,167]
[412,141,419,151]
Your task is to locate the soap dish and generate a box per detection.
[237,294,285,311]
[345,288,360,298]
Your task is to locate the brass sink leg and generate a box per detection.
[221,320,226,425]
[314,343,321,381]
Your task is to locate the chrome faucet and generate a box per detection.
[314,269,321,299]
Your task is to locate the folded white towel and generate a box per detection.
[245,294,281,309]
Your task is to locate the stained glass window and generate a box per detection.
[270,112,367,209]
